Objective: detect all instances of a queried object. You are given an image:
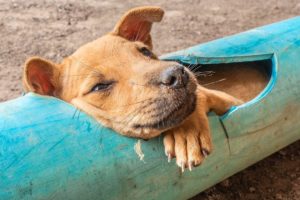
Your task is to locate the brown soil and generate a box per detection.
[0,0,299,199]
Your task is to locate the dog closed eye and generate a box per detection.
[139,47,155,58]
[90,81,115,93]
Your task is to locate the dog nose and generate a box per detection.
[160,65,189,88]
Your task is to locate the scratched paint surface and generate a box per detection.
[1,16,300,200]
[0,93,229,200]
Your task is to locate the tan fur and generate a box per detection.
[22,6,257,170]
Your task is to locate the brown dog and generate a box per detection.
[23,6,242,171]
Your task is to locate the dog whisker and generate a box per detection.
[203,78,226,86]
[189,64,203,72]
[194,70,215,77]
[189,64,197,72]
[195,65,203,72]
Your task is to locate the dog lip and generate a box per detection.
[132,93,196,130]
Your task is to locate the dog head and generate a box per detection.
[23,6,197,139]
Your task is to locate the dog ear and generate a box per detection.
[112,6,164,48]
[23,57,60,96]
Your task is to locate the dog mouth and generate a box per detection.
[132,92,196,131]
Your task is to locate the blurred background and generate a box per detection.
[0,0,299,199]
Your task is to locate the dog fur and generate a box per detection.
[23,6,244,171]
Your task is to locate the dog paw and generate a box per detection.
[163,123,212,172]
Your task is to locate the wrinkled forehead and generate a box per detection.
[70,34,146,68]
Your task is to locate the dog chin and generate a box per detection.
[133,92,196,133]
[71,90,196,140]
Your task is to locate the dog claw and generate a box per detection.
[188,161,194,171]
[202,149,209,158]
[167,153,172,163]
[181,162,185,173]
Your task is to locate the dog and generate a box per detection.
[23,6,243,171]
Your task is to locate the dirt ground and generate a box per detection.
[0,0,299,199]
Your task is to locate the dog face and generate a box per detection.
[23,6,197,139]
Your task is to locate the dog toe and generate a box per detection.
[173,130,188,172]
[163,132,175,162]
[186,131,203,170]
[199,131,213,156]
